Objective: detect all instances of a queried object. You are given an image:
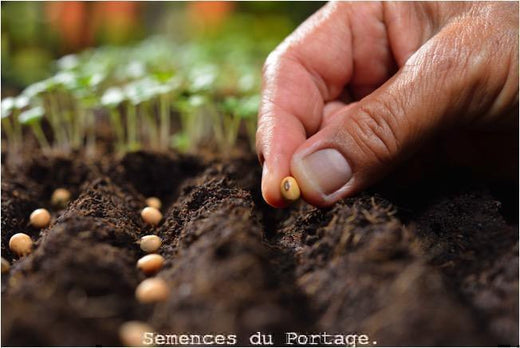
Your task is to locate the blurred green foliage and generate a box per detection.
[2,1,324,92]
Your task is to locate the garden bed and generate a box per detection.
[1,145,518,346]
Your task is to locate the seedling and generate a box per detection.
[280,176,301,202]
[101,87,126,152]
[29,208,51,228]
[9,233,33,257]
[236,94,260,151]
[139,235,162,253]
[135,277,169,303]
[137,254,165,275]
[2,96,28,160]
[141,207,162,226]
[3,36,267,158]
[145,197,162,210]
[174,95,214,151]
[2,98,17,155]
[218,94,260,152]
[18,107,50,151]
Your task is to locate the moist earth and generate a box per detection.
[1,150,518,346]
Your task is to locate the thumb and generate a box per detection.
[290,21,517,207]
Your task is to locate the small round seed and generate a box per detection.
[119,321,154,347]
[135,277,169,303]
[280,176,301,202]
[139,235,162,253]
[141,207,162,226]
[9,233,33,256]
[1,257,10,273]
[145,197,162,210]
[29,208,51,229]
[137,254,165,275]
[51,188,71,208]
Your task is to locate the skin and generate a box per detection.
[257,2,518,207]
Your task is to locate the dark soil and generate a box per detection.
[1,149,518,346]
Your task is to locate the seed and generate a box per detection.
[137,254,165,275]
[1,257,10,273]
[51,188,71,208]
[139,235,162,253]
[119,321,154,347]
[141,207,162,226]
[145,197,162,210]
[29,208,51,229]
[280,176,301,202]
[135,277,169,303]
[9,233,33,256]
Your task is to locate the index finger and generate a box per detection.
[256,2,353,207]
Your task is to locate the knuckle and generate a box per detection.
[346,99,403,165]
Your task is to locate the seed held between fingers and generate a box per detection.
[145,197,162,210]
[119,321,154,347]
[135,277,170,303]
[141,207,162,226]
[29,208,51,229]
[51,188,71,208]
[280,176,301,202]
[9,233,33,256]
[140,235,162,253]
[137,254,165,275]
[1,257,10,273]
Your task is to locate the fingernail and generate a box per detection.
[298,149,352,196]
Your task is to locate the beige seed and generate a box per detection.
[1,257,10,273]
[29,208,51,229]
[51,188,71,208]
[9,233,33,256]
[141,207,162,226]
[280,176,301,202]
[119,321,154,347]
[139,235,162,253]
[145,197,162,210]
[137,254,165,275]
[135,277,169,303]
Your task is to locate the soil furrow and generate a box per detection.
[2,176,148,346]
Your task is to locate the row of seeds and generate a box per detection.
[2,188,72,272]
[1,188,166,346]
[120,197,167,346]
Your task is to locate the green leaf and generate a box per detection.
[220,96,239,113]
[22,80,50,99]
[235,95,260,119]
[1,97,15,118]
[101,87,125,107]
[18,106,45,125]
[189,64,217,92]
[14,95,30,109]
[57,54,79,71]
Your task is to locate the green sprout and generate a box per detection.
[18,106,50,151]
[101,87,126,153]
[235,94,260,151]
[3,35,268,158]
[218,94,259,152]
[124,78,160,151]
[2,98,17,154]
[174,94,215,152]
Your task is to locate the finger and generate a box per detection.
[290,18,517,206]
[257,2,355,207]
[257,2,399,207]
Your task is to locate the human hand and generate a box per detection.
[256,1,518,207]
